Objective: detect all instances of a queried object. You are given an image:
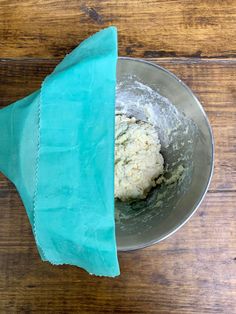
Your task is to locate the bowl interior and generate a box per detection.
[115,58,213,251]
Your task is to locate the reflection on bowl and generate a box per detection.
[116,58,214,251]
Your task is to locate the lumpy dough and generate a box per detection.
[115,114,164,201]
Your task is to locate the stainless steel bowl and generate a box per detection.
[116,57,214,251]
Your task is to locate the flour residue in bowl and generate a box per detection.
[115,75,198,227]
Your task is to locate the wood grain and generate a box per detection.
[0,0,236,58]
[0,58,235,313]
[1,58,235,192]
[0,1,236,312]
[0,189,235,313]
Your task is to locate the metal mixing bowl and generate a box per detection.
[116,57,214,251]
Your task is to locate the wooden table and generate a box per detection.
[0,1,235,313]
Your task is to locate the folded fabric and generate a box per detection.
[0,27,120,277]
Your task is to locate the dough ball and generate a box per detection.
[115,114,164,201]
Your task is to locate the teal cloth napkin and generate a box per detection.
[0,27,120,277]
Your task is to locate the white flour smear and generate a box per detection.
[115,75,198,231]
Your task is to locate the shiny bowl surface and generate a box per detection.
[116,57,214,251]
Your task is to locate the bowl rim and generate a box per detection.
[117,57,215,252]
